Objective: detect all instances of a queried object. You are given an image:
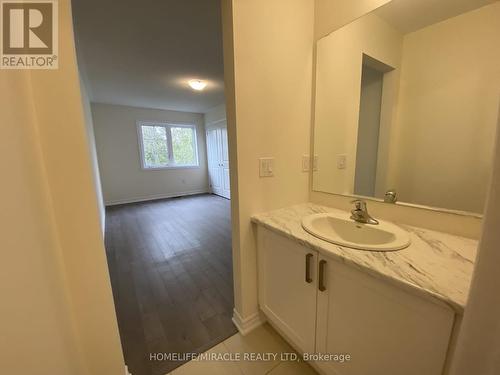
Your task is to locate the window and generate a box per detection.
[138,122,199,169]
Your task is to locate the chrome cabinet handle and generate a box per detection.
[319,259,327,291]
[305,253,313,283]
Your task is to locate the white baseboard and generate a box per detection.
[105,189,209,206]
[125,365,131,375]
[232,308,266,336]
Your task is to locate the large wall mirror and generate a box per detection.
[312,0,500,215]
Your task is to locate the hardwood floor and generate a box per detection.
[104,194,236,375]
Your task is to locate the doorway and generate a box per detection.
[71,0,235,374]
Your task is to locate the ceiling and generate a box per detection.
[375,0,498,34]
[72,0,224,114]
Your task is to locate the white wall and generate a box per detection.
[28,1,125,373]
[0,66,82,375]
[450,108,500,375]
[204,103,227,125]
[314,0,390,40]
[91,103,209,205]
[390,2,500,213]
[222,0,314,322]
[0,1,125,374]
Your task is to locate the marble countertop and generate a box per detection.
[251,203,478,313]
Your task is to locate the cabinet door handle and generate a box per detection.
[319,259,327,291]
[305,253,313,283]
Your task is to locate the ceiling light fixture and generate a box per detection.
[188,79,207,91]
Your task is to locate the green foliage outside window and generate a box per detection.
[172,127,196,165]
[140,124,197,168]
[142,126,169,167]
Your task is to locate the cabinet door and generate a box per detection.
[258,228,318,353]
[315,256,455,375]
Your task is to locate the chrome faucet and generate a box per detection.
[350,200,379,225]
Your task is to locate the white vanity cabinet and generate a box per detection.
[257,228,318,353]
[257,227,456,375]
[315,256,455,375]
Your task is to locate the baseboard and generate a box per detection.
[232,308,266,336]
[125,365,131,375]
[105,189,209,206]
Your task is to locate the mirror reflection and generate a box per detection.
[312,0,500,214]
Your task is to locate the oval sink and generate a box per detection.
[302,212,410,251]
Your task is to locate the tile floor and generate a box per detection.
[168,324,318,375]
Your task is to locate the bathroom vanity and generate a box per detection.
[249,0,495,373]
[252,203,477,375]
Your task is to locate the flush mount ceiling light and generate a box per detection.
[188,79,207,91]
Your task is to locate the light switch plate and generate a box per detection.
[302,155,310,172]
[337,154,347,169]
[259,157,275,177]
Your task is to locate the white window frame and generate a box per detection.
[137,121,200,170]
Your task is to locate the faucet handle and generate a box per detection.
[351,199,366,210]
[384,189,397,203]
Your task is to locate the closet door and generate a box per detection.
[220,125,231,199]
[206,122,230,199]
[206,128,223,196]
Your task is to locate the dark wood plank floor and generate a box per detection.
[104,194,236,375]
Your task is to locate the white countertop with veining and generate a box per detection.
[251,203,478,313]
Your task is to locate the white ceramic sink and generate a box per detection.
[302,212,410,251]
